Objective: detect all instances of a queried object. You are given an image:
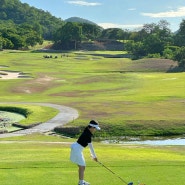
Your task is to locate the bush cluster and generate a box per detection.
[54,120,185,138]
[0,106,31,118]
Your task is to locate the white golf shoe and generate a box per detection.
[78,180,90,185]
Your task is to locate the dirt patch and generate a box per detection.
[12,75,56,94]
[167,99,185,104]
[128,59,178,72]
[51,91,81,97]
[34,75,54,84]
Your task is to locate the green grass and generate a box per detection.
[0,50,184,185]
[0,134,184,185]
[0,50,185,136]
[133,72,185,101]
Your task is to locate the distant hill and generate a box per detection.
[65,17,98,26]
[0,0,63,39]
[0,0,125,50]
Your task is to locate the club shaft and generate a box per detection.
[98,161,128,185]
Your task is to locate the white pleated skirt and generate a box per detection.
[70,142,86,166]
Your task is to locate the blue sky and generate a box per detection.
[20,0,185,32]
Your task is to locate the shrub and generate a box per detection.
[146,53,161,58]
[0,106,31,118]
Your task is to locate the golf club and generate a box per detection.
[98,161,133,185]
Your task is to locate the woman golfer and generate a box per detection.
[70,120,101,185]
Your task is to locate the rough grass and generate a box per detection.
[0,50,185,136]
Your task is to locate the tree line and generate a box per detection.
[0,0,62,49]
[0,0,185,70]
[124,20,185,70]
[52,19,185,70]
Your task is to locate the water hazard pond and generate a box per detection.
[0,111,25,131]
[102,137,185,146]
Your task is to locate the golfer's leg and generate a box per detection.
[78,165,85,180]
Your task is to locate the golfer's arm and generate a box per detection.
[88,143,96,158]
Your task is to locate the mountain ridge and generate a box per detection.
[65,16,101,27]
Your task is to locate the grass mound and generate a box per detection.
[54,120,185,138]
[0,106,30,117]
[0,104,59,131]
[128,58,178,72]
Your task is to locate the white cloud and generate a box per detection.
[142,7,185,18]
[98,23,143,30]
[67,0,101,6]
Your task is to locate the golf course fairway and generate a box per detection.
[0,50,185,185]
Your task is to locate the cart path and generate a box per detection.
[0,103,79,138]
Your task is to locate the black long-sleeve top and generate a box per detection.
[77,127,93,147]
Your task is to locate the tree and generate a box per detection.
[0,21,44,49]
[124,40,146,59]
[173,47,185,69]
[54,22,82,49]
[143,34,164,55]
[80,23,102,40]
[100,28,126,40]
[2,37,14,49]
[7,33,24,49]
[174,19,185,46]
[129,30,147,42]
[24,31,43,47]
[19,23,43,47]
[125,20,173,58]
[0,0,63,40]
[0,36,3,50]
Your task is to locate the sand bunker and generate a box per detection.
[0,70,31,80]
